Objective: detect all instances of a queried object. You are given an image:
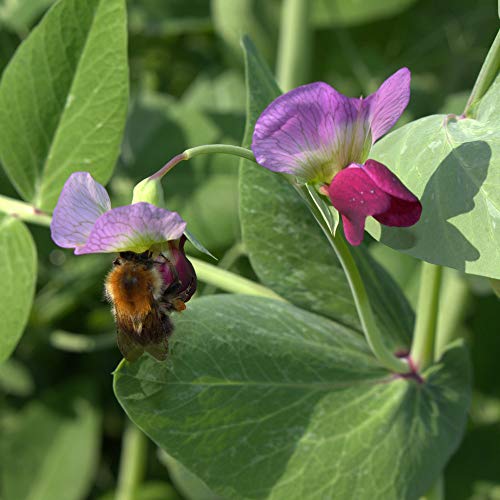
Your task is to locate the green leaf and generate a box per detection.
[0,380,101,500]
[114,295,471,500]
[0,215,36,363]
[312,0,417,27]
[368,75,500,279]
[239,37,413,350]
[0,0,129,211]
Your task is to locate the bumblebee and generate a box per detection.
[105,244,196,362]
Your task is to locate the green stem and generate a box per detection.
[276,0,311,91]
[150,145,256,180]
[202,242,246,296]
[116,420,148,500]
[295,185,409,374]
[190,256,284,301]
[435,270,470,359]
[410,263,443,371]
[0,194,51,227]
[464,29,500,118]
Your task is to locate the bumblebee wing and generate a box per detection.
[142,311,172,361]
[116,328,144,362]
[144,341,169,361]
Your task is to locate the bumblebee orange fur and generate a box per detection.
[105,262,163,319]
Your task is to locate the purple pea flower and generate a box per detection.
[50,171,196,302]
[251,68,422,245]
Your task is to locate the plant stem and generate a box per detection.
[276,0,311,91]
[295,185,409,374]
[331,231,409,373]
[463,28,500,118]
[116,420,148,500]
[0,194,51,227]
[202,241,246,296]
[435,270,470,359]
[190,256,284,301]
[410,262,443,371]
[150,145,256,180]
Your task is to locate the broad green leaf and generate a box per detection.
[312,0,417,27]
[368,75,500,278]
[239,37,413,349]
[114,295,471,500]
[0,215,36,363]
[0,0,129,211]
[0,380,100,500]
[0,0,55,33]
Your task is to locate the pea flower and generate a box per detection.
[252,68,422,245]
[50,171,197,303]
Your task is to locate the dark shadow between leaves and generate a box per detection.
[378,141,491,271]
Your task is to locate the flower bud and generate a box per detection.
[132,178,165,207]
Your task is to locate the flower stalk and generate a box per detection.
[296,184,409,374]
[410,262,443,371]
[150,145,256,180]
[0,194,52,226]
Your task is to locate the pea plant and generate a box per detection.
[0,0,498,499]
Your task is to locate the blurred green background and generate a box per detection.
[0,0,498,499]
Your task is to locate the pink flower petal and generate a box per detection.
[327,164,391,245]
[75,203,186,255]
[158,235,197,303]
[363,68,411,142]
[327,160,421,245]
[51,172,111,249]
[252,82,371,183]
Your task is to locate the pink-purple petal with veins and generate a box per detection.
[51,172,111,249]
[251,82,370,182]
[75,203,186,255]
[362,67,411,142]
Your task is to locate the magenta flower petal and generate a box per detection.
[51,172,111,249]
[252,82,371,183]
[363,67,411,142]
[327,164,391,245]
[158,235,197,303]
[363,159,422,227]
[327,160,421,245]
[75,202,186,255]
